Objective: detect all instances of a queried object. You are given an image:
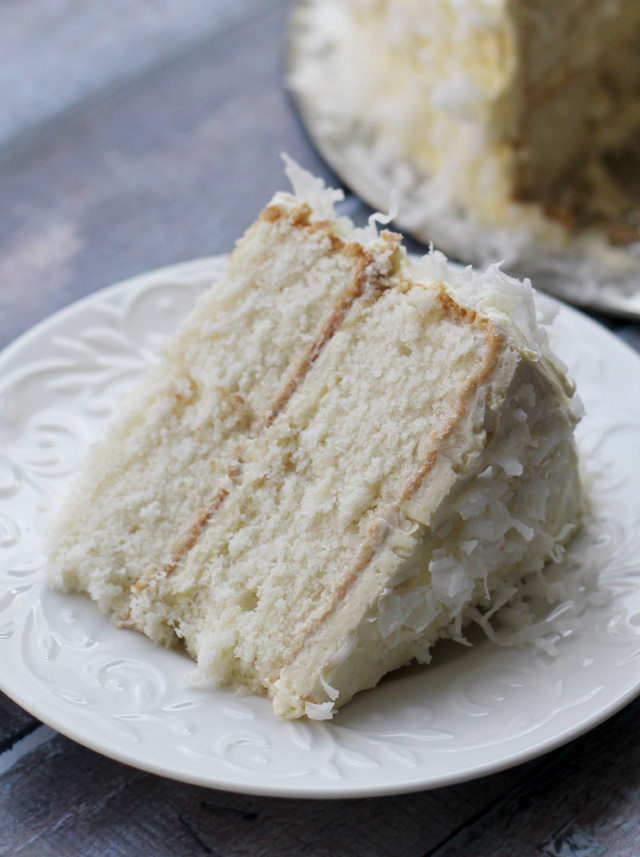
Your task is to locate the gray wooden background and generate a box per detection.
[1,2,640,855]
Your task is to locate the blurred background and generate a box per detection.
[0,0,342,350]
[2,0,639,350]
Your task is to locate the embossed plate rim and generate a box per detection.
[1,256,640,798]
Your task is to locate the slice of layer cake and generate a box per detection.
[47,161,584,719]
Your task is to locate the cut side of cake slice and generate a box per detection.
[47,161,584,719]
[46,178,395,634]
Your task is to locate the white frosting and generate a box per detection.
[304,700,335,720]
[281,153,399,248]
[283,153,345,221]
[376,373,578,642]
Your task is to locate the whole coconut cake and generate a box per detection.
[289,0,640,303]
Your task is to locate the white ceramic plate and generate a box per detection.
[1,257,640,798]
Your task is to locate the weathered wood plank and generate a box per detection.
[4,692,639,857]
[0,0,337,351]
[0,0,270,148]
[0,694,38,752]
[0,731,546,857]
[428,694,640,857]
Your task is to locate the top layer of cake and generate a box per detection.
[47,162,584,718]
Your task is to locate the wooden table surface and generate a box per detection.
[2,3,640,855]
